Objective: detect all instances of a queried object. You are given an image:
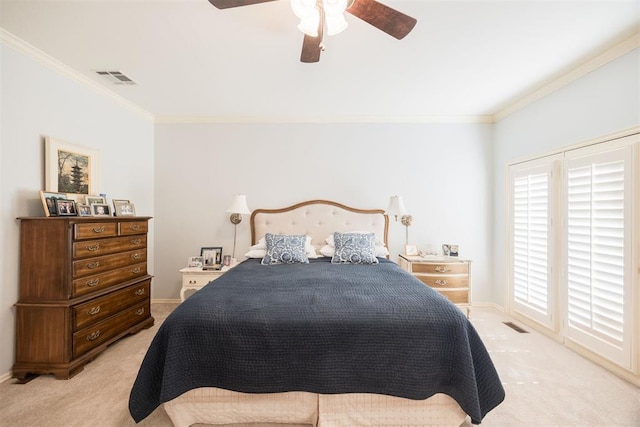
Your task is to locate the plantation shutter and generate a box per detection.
[509,159,556,328]
[564,145,633,368]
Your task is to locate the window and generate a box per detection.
[507,133,638,373]
[509,157,559,328]
[564,144,633,369]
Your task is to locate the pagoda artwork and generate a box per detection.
[56,148,89,194]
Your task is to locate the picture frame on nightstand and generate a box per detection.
[188,256,205,268]
[405,244,418,256]
[200,246,223,268]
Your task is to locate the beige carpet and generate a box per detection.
[0,303,638,426]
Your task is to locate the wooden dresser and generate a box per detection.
[398,255,471,316]
[13,217,154,380]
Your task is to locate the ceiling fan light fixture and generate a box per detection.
[297,13,320,36]
[292,0,319,35]
[325,14,348,35]
[292,0,348,37]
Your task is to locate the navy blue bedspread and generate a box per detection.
[129,258,504,423]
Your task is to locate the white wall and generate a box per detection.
[154,122,494,301]
[0,45,155,377]
[492,48,640,305]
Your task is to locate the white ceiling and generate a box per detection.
[1,0,638,122]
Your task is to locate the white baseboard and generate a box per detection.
[151,298,180,304]
[0,371,12,384]
[471,301,505,312]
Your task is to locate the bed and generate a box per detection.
[129,200,504,426]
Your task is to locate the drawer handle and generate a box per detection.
[86,244,100,251]
[131,253,141,260]
[134,288,145,296]
[435,279,448,286]
[86,261,100,269]
[85,278,100,287]
[87,305,101,315]
[135,308,145,316]
[189,280,197,284]
[131,267,141,274]
[131,239,142,245]
[435,266,450,273]
[130,225,141,231]
[86,330,101,341]
[92,226,105,233]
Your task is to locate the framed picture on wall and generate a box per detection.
[45,137,101,195]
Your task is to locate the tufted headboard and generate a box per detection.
[250,200,389,249]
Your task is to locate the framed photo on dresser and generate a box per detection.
[114,200,136,217]
[39,190,67,217]
[55,199,77,216]
[77,204,92,217]
[91,203,111,217]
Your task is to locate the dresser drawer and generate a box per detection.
[74,222,118,240]
[439,290,470,305]
[417,275,469,288]
[74,280,150,330]
[73,300,150,358]
[73,235,147,259]
[119,221,148,236]
[72,263,147,297]
[411,263,468,275]
[72,249,147,278]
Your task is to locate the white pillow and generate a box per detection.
[323,232,389,257]
[247,236,320,258]
[325,231,385,247]
[319,245,334,257]
[245,249,266,259]
[319,244,388,258]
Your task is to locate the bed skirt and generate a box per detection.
[163,387,467,427]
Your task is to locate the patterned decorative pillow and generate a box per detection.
[331,232,379,265]
[261,233,309,265]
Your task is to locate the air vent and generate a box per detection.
[94,70,136,85]
[503,321,529,333]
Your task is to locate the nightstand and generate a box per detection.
[179,265,234,302]
[398,255,472,317]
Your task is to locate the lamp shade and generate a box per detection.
[385,195,407,216]
[226,195,251,214]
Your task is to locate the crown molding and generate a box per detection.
[3,26,637,126]
[153,114,495,124]
[0,28,155,122]
[493,30,640,122]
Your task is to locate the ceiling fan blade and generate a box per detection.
[207,0,278,9]
[346,0,417,40]
[300,5,325,63]
[300,34,323,63]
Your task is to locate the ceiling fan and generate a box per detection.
[207,0,417,63]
